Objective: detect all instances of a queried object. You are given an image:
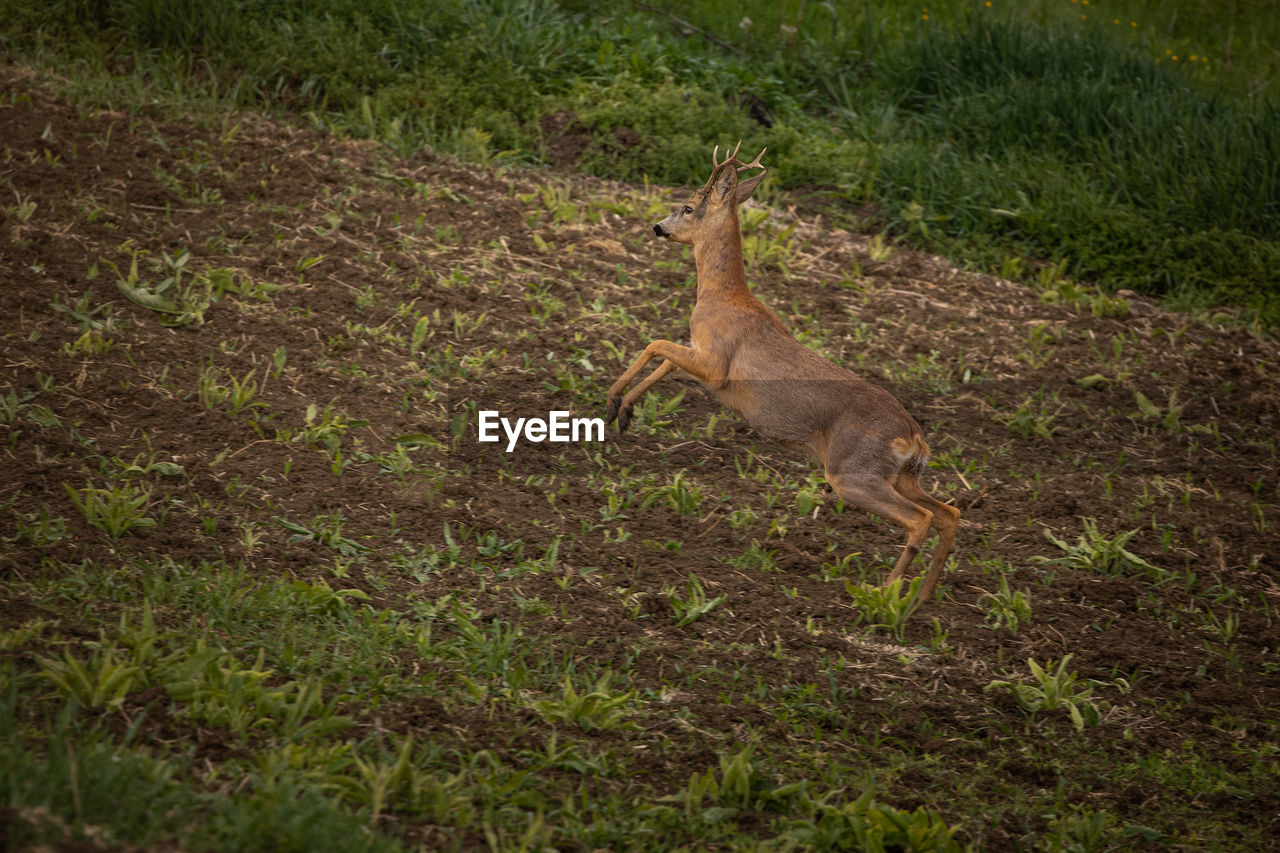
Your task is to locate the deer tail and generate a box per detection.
[890,433,931,475]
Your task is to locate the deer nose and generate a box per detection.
[653,223,666,237]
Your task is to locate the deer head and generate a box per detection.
[653,142,767,243]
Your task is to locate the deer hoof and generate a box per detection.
[605,397,620,424]
[617,405,634,433]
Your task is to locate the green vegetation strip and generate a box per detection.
[2,0,1277,321]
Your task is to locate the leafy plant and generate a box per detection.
[164,647,352,738]
[324,737,472,825]
[274,512,370,557]
[1133,388,1184,431]
[110,249,214,327]
[285,577,371,615]
[1035,518,1159,577]
[725,540,778,573]
[979,575,1032,633]
[13,507,69,546]
[985,655,1105,732]
[530,674,635,732]
[286,402,369,455]
[1017,322,1057,369]
[667,574,726,627]
[663,745,808,819]
[64,481,156,537]
[641,469,703,516]
[0,388,36,425]
[997,393,1061,439]
[197,364,262,415]
[845,576,923,640]
[37,645,143,710]
[786,789,962,852]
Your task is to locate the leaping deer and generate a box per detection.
[605,143,960,598]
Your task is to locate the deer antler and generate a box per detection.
[703,142,761,194]
[736,147,767,172]
[711,140,743,171]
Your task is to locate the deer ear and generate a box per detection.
[711,165,738,205]
[734,171,765,205]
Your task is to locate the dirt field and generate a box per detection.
[2,65,1278,849]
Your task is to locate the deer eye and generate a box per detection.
[683,205,694,215]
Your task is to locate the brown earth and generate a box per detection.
[1,62,1278,849]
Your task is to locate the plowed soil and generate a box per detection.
[1,64,1277,849]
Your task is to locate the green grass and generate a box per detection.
[1,0,1278,320]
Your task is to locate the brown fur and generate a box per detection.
[605,144,959,598]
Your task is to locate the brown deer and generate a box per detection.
[605,143,960,598]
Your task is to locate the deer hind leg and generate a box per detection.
[892,471,960,599]
[826,471,934,592]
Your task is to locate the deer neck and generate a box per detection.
[693,220,750,302]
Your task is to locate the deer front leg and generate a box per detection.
[606,340,718,431]
[611,359,677,431]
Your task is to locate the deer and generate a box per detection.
[604,143,960,599]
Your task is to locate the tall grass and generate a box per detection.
[2,0,1277,318]
[868,15,1280,309]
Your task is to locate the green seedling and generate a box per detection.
[531,674,636,731]
[979,575,1033,633]
[287,402,370,455]
[322,738,471,825]
[1134,389,1184,431]
[1035,517,1159,577]
[37,645,143,710]
[110,249,213,327]
[225,368,262,415]
[845,576,923,640]
[668,573,726,627]
[786,789,962,853]
[165,648,352,738]
[6,192,37,222]
[985,655,1105,732]
[998,393,1061,439]
[641,469,703,516]
[51,290,115,332]
[726,540,779,573]
[274,513,370,557]
[64,481,156,537]
[63,328,113,357]
[1017,322,1057,369]
[14,507,69,546]
[410,314,432,354]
